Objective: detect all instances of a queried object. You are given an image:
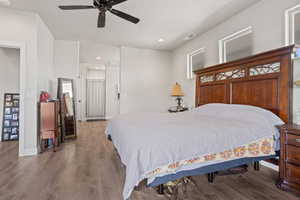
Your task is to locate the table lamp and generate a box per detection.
[171,83,184,109]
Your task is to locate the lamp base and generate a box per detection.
[175,97,184,110]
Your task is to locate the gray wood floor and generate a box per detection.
[0,121,299,200]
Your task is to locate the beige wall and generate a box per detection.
[120,47,173,114]
[172,0,300,123]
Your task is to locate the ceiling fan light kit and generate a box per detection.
[59,0,140,28]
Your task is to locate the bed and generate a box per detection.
[105,45,295,200]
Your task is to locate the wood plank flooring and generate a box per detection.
[0,121,299,200]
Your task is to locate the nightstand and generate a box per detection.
[277,124,300,195]
[168,107,188,113]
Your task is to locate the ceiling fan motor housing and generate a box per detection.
[59,0,140,28]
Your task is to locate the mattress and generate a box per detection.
[105,104,284,199]
[146,137,275,184]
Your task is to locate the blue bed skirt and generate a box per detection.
[148,154,278,187]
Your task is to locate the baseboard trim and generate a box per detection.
[261,161,279,171]
[19,148,38,157]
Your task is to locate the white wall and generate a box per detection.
[120,47,173,114]
[53,40,79,81]
[0,8,38,156]
[80,40,120,66]
[79,41,121,120]
[0,8,55,156]
[0,47,20,141]
[172,0,300,121]
[37,16,54,96]
[53,40,80,118]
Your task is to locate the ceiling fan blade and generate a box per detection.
[110,9,140,24]
[59,5,95,10]
[107,0,128,6]
[98,12,106,28]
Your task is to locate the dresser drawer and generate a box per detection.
[286,133,300,147]
[286,163,300,183]
[41,131,55,139]
[286,145,300,165]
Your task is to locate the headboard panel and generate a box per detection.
[195,46,294,123]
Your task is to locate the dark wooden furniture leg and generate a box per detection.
[158,184,164,195]
[207,172,215,183]
[53,138,56,152]
[40,139,44,153]
[254,161,260,171]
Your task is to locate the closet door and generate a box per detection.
[86,79,105,119]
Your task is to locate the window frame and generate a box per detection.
[186,47,205,79]
[218,26,253,64]
[285,4,300,46]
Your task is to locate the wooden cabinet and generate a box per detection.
[278,124,300,195]
[39,101,60,152]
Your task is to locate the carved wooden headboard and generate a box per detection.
[194,46,294,123]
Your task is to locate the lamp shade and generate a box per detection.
[171,83,184,97]
[296,80,300,86]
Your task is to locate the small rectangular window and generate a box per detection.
[226,33,253,62]
[219,27,253,63]
[187,48,205,79]
[295,13,300,45]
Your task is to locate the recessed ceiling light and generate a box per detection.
[96,56,102,60]
[158,38,165,43]
[0,0,11,6]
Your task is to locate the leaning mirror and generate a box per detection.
[57,78,77,141]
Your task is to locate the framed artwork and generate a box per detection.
[3,128,11,133]
[5,108,11,115]
[3,134,9,140]
[5,95,12,101]
[12,108,19,113]
[12,128,18,134]
[2,93,20,141]
[13,100,19,107]
[5,115,12,120]
[5,102,13,107]
[4,120,10,127]
[12,114,18,120]
[10,135,18,140]
[11,121,18,127]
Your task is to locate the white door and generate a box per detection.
[86,79,106,119]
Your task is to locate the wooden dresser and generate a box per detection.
[278,124,300,195]
[39,101,60,152]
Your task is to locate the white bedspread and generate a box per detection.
[105,104,284,199]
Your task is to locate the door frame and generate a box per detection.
[79,63,121,121]
[0,41,26,156]
[86,78,106,120]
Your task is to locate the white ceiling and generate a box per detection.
[8,0,260,50]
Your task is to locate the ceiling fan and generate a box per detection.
[58,0,140,28]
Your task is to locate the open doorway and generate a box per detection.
[0,47,20,157]
[86,68,106,120]
[79,63,120,122]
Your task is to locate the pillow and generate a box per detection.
[192,103,284,129]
